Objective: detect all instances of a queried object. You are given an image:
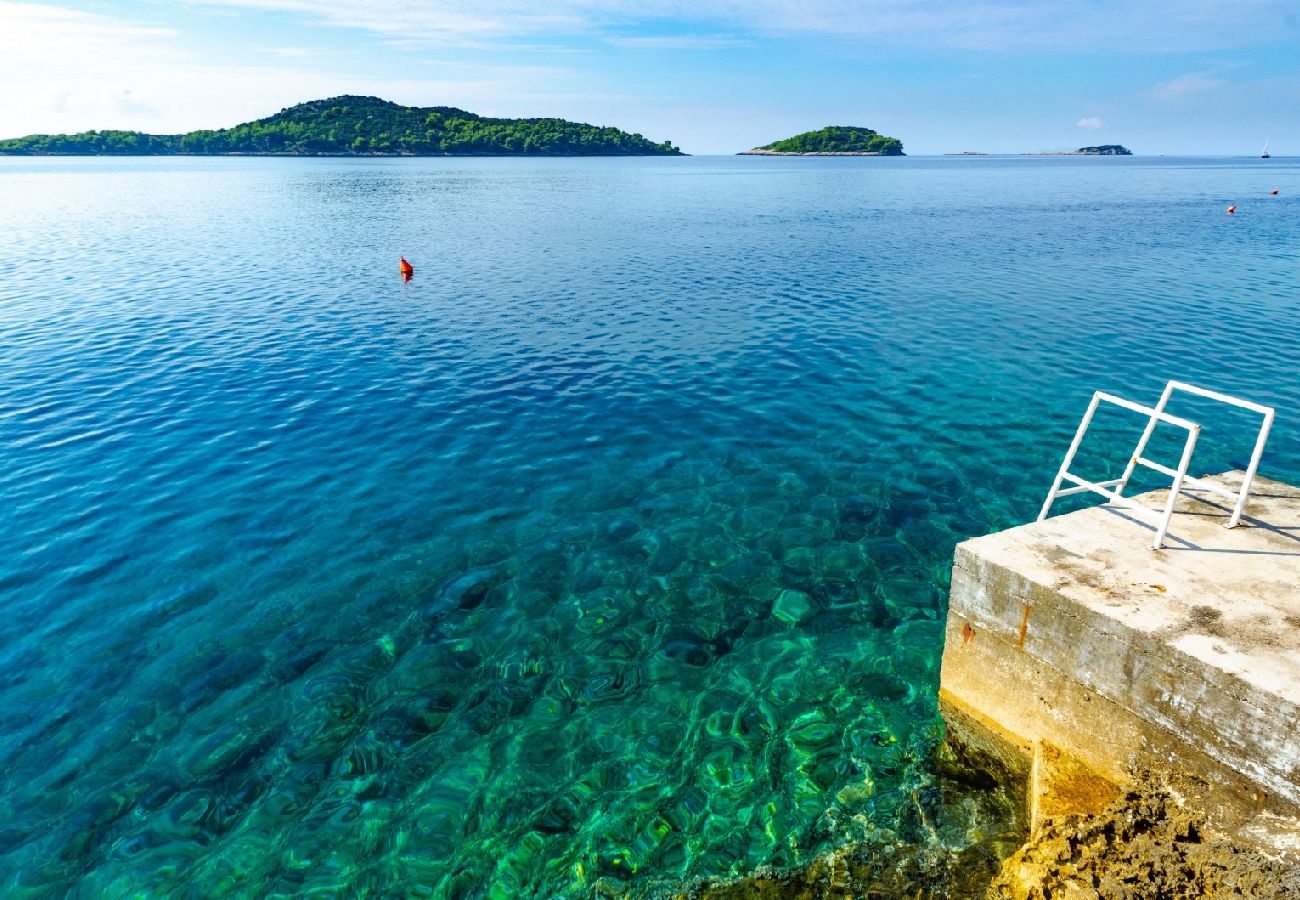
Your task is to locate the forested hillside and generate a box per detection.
[0,96,683,156]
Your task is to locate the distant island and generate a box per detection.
[944,145,1133,157]
[1032,145,1132,156]
[739,125,904,156]
[0,96,682,157]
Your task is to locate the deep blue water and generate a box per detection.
[1,155,1297,897]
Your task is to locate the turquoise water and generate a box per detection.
[1,155,1297,897]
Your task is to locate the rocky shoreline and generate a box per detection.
[650,765,1300,898]
[989,777,1300,899]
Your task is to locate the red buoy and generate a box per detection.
[1271,188,1280,196]
[400,256,414,276]
[1226,205,1237,214]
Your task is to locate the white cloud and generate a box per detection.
[0,2,587,137]
[0,1,180,69]
[0,1,178,43]
[1076,116,1102,129]
[0,1,180,134]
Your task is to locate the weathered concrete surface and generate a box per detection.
[941,472,1300,852]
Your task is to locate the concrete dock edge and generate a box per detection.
[939,472,1300,854]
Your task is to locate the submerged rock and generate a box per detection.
[667,840,1005,899]
[652,725,1029,899]
[771,590,814,625]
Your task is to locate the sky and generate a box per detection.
[1,0,1297,154]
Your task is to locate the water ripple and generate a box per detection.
[0,155,1297,897]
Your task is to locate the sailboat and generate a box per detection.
[1261,139,1270,159]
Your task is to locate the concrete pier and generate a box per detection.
[940,472,1300,853]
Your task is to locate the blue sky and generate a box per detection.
[1,0,1296,154]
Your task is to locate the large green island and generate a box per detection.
[0,96,682,156]
[739,125,904,156]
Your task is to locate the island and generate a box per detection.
[0,96,683,156]
[738,125,904,156]
[1029,145,1132,156]
[1072,144,1131,155]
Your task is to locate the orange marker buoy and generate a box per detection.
[1271,188,1279,195]
[400,256,414,276]
[1226,205,1237,214]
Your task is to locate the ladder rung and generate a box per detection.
[1093,393,1199,431]
[1176,475,1240,502]
[1135,460,1240,501]
[1053,477,1123,497]
[1135,457,1177,478]
[1056,474,1163,521]
[1167,380,1274,416]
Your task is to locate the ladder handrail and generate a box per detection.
[1039,381,1275,549]
[1113,381,1275,529]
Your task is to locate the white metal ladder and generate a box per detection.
[1038,381,1275,549]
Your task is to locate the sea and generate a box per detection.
[1,155,1297,897]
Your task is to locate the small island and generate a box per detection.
[739,125,904,156]
[0,95,682,157]
[1073,144,1132,155]
[1029,145,1132,156]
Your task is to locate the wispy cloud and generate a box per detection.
[605,34,748,50]
[1145,72,1229,101]
[180,0,1294,52]
[0,1,178,59]
[185,0,574,41]
[1076,116,1102,129]
[255,46,314,57]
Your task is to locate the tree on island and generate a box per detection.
[0,96,683,157]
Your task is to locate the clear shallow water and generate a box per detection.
[0,155,1297,897]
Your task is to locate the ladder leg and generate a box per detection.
[1039,392,1102,522]
[1116,381,1174,499]
[1153,426,1200,549]
[1227,410,1274,528]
